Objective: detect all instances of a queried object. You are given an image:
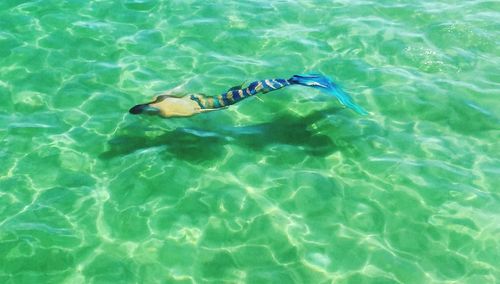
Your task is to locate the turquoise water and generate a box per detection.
[1,0,499,283]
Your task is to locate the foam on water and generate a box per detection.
[1,0,499,283]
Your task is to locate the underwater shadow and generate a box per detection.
[100,106,342,162]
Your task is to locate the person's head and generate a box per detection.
[129,95,168,116]
[128,104,160,115]
[129,94,201,118]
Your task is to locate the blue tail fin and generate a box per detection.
[288,74,368,115]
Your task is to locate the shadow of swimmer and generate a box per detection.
[100,107,342,162]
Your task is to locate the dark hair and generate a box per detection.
[129,104,148,114]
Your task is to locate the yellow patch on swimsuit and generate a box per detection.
[255,81,263,91]
[227,91,234,102]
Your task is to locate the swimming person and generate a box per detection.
[129,74,368,118]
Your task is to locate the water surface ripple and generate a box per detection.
[0,0,499,283]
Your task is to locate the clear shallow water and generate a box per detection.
[1,0,499,283]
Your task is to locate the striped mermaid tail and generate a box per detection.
[190,74,367,115]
